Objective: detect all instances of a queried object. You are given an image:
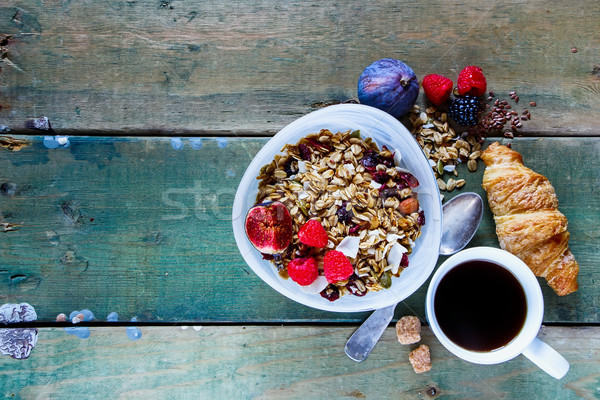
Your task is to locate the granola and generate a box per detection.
[255,129,425,300]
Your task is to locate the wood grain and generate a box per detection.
[0,136,598,323]
[1,0,599,135]
[0,326,597,399]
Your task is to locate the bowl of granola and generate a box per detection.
[232,104,442,312]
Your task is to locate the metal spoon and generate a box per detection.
[344,192,484,362]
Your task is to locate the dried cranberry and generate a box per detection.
[380,147,395,168]
[398,172,419,188]
[320,285,340,301]
[361,150,381,171]
[400,253,409,268]
[307,138,332,152]
[418,210,426,225]
[348,224,360,234]
[298,143,312,161]
[372,171,390,184]
[346,274,368,297]
[336,201,354,224]
[396,180,408,190]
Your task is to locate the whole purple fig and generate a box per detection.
[357,58,419,118]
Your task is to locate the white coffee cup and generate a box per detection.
[425,247,569,379]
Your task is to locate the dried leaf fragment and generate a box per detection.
[0,136,30,151]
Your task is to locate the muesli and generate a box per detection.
[254,129,425,301]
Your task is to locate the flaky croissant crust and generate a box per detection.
[482,142,578,296]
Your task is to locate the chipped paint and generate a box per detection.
[189,137,203,149]
[27,116,51,131]
[127,317,142,340]
[171,137,183,150]
[0,136,30,151]
[106,312,119,322]
[64,309,94,339]
[43,135,70,149]
[1,222,21,232]
[216,137,228,148]
[0,303,38,359]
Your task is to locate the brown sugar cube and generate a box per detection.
[409,344,431,374]
[395,315,421,344]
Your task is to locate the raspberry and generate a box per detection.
[298,219,329,248]
[287,257,318,286]
[457,66,487,97]
[449,96,481,127]
[422,74,453,105]
[323,250,354,283]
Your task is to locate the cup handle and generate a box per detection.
[521,337,569,379]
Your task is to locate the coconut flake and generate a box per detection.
[387,242,408,275]
[443,164,456,173]
[298,276,330,294]
[428,159,437,168]
[297,160,307,173]
[393,148,402,166]
[386,233,404,242]
[370,180,382,190]
[335,236,361,259]
[343,163,355,172]
[298,191,309,200]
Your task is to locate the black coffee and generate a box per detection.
[433,260,527,352]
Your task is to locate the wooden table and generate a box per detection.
[1,1,599,398]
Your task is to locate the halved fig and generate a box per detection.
[245,201,293,255]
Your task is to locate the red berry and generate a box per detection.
[457,66,487,97]
[323,250,354,283]
[298,219,329,248]
[422,74,453,105]
[287,257,318,286]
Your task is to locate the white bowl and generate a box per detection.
[232,104,442,312]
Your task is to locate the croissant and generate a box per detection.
[481,142,578,296]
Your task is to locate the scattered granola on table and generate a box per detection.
[409,344,432,374]
[395,315,422,345]
[408,105,482,196]
[255,129,425,301]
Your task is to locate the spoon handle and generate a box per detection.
[344,303,397,362]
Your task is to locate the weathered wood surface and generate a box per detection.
[1,136,598,323]
[1,0,600,135]
[0,326,598,399]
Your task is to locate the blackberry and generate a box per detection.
[449,96,481,127]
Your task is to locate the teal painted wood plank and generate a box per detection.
[0,136,599,323]
[0,326,598,399]
[1,0,599,135]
